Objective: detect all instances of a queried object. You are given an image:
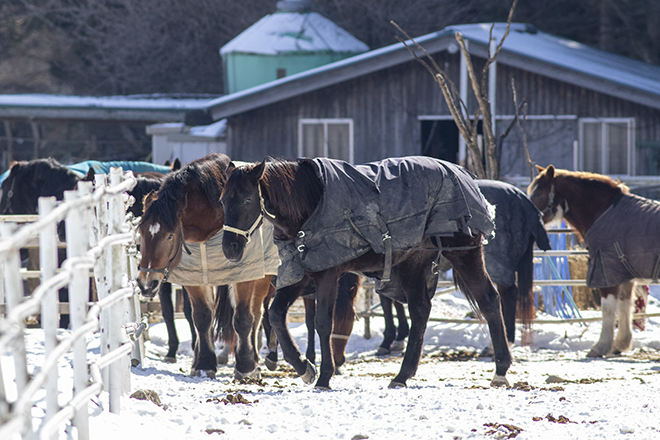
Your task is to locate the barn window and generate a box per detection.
[579,118,635,175]
[298,119,353,163]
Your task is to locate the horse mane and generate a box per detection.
[140,154,229,232]
[261,158,323,223]
[554,168,630,196]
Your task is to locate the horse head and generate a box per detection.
[136,189,189,297]
[527,164,561,224]
[221,160,266,262]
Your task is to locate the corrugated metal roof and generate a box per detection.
[208,22,660,119]
[220,11,369,56]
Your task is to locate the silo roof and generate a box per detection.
[220,11,369,56]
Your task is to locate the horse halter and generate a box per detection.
[222,184,276,244]
[139,224,192,283]
[539,183,556,216]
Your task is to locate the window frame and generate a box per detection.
[298,118,354,164]
[578,117,635,176]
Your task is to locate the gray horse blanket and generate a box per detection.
[478,180,551,287]
[169,223,280,286]
[275,156,495,288]
[585,193,660,288]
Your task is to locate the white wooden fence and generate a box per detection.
[0,168,144,440]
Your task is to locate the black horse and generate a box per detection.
[376,179,550,354]
[0,157,194,362]
[221,156,511,389]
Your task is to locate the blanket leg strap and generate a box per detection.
[652,254,660,283]
[200,241,209,285]
[614,241,641,279]
[432,237,444,275]
[382,232,392,282]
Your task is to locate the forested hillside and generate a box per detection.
[1,0,659,95]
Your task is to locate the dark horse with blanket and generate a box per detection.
[377,179,550,355]
[221,156,511,389]
[528,165,660,357]
[0,158,193,360]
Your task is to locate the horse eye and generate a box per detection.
[167,234,174,240]
[244,197,252,205]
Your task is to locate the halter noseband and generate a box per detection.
[222,184,276,243]
[139,224,192,283]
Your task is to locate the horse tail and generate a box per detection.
[214,285,235,345]
[335,273,360,324]
[516,237,536,329]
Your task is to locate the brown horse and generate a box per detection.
[136,153,273,379]
[528,165,660,357]
[221,157,511,389]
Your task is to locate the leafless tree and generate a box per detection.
[394,0,524,180]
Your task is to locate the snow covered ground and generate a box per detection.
[9,286,660,439]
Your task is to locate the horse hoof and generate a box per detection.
[264,354,278,371]
[376,347,391,356]
[390,340,406,352]
[190,369,216,379]
[388,380,406,389]
[586,348,604,358]
[163,356,176,364]
[300,360,317,385]
[235,367,261,381]
[314,385,331,391]
[490,375,509,387]
[334,366,344,376]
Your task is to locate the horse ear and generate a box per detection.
[142,190,158,211]
[82,168,95,182]
[171,158,182,171]
[546,165,555,179]
[249,159,267,181]
[535,164,545,174]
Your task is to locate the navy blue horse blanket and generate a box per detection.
[478,180,551,287]
[585,193,660,288]
[275,156,495,289]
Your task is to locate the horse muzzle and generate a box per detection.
[222,232,245,262]
[136,275,162,298]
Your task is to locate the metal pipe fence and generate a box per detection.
[0,168,143,440]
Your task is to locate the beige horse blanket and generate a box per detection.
[168,222,280,286]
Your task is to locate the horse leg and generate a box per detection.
[498,284,518,345]
[331,273,359,372]
[389,259,434,388]
[232,280,262,380]
[269,279,316,384]
[446,240,511,387]
[181,287,196,350]
[613,281,634,355]
[303,297,317,365]
[392,300,409,351]
[310,269,340,389]
[376,295,396,355]
[186,285,217,378]
[587,286,619,357]
[261,283,278,371]
[245,275,272,376]
[158,282,179,362]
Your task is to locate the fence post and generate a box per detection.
[64,182,92,440]
[91,173,111,389]
[38,196,60,437]
[1,222,33,440]
[107,168,130,413]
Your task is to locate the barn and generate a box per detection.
[204,22,660,180]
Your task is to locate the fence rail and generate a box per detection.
[0,168,143,440]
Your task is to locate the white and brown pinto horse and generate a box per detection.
[528,165,660,357]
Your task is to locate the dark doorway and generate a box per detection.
[421,120,459,163]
